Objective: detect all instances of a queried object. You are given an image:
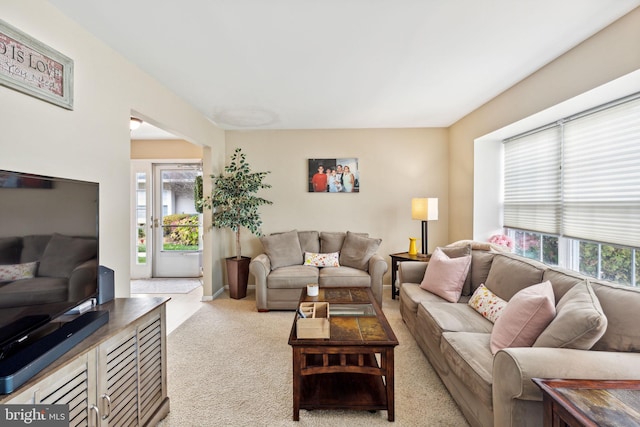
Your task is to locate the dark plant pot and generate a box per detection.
[226,256,251,299]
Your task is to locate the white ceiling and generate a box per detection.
[51,0,640,132]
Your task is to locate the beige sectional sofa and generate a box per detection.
[250,230,387,311]
[399,243,640,427]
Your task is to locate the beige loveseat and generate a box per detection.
[399,243,640,427]
[250,230,387,311]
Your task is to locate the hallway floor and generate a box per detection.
[131,279,204,334]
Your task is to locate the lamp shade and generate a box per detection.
[412,198,438,221]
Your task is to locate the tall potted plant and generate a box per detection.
[200,148,272,299]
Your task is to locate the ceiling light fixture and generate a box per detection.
[130,117,143,130]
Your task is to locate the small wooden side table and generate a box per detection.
[389,252,430,299]
[533,378,640,427]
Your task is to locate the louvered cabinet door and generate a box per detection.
[5,352,98,427]
[137,309,167,426]
[97,328,139,427]
[96,305,167,427]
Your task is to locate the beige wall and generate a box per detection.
[448,6,640,242]
[225,128,448,283]
[1,0,225,297]
[131,140,204,159]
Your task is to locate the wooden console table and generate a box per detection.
[0,298,170,427]
[389,252,430,299]
[533,378,640,427]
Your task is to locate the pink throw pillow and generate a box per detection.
[490,280,556,354]
[420,247,471,303]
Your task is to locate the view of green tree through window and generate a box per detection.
[580,242,637,286]
[506,228,638,287]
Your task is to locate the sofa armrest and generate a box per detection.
[493,347,640,426]
[68,258,98,301]
[249,254,271,311]
[368,254,387,307]
[398,261,428,284]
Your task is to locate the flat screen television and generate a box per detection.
[0,169,105,392]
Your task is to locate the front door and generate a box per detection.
[152,164,203,277]
[131,162,202,278]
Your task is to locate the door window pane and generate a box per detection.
[136,172,147,265]
[160,169,201,252]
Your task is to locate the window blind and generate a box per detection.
[504,126,561,234]
[563,97,640,247]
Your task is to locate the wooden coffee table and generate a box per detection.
[288,287,399,421]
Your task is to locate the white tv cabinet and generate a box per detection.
[0,298,170,426]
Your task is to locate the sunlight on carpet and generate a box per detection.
[131,278,202,294]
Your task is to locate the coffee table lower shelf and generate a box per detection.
[293,351,394,421]
[300,371,388,412]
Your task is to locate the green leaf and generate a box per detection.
[201,148,272,258]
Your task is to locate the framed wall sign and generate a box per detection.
[0,19,73,110]
[308,158,359,193]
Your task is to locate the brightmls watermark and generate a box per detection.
[0,405,68,426]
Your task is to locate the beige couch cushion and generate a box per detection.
[260,230,303,270]
[320,232,347,253]
[297,230,320,254]
[417,301,493,347]
[534,280,607,349]
[591,281,640,351]
[484,254,545,301]
[400,283,449,317]
[543,267,587,301]
[318,266,370,287]
[441,332,494,409]
[470,251,495,294]
[266,265,318,288]
[339,231,381,271]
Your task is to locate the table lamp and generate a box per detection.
[412,198,438,254]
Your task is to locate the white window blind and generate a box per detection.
[563,97,640,247]
[504,126,561,234]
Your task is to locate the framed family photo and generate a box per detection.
[308,158,359,193]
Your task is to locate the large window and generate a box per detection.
[503,94,640,287]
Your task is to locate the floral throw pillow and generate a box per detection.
[0,262,38,281]
[468,284,507,323]
[303,252,340,267]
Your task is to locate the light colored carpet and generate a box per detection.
[131,278,202,294]
[158,290,469,426]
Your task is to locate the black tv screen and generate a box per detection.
[0,170,99,358]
